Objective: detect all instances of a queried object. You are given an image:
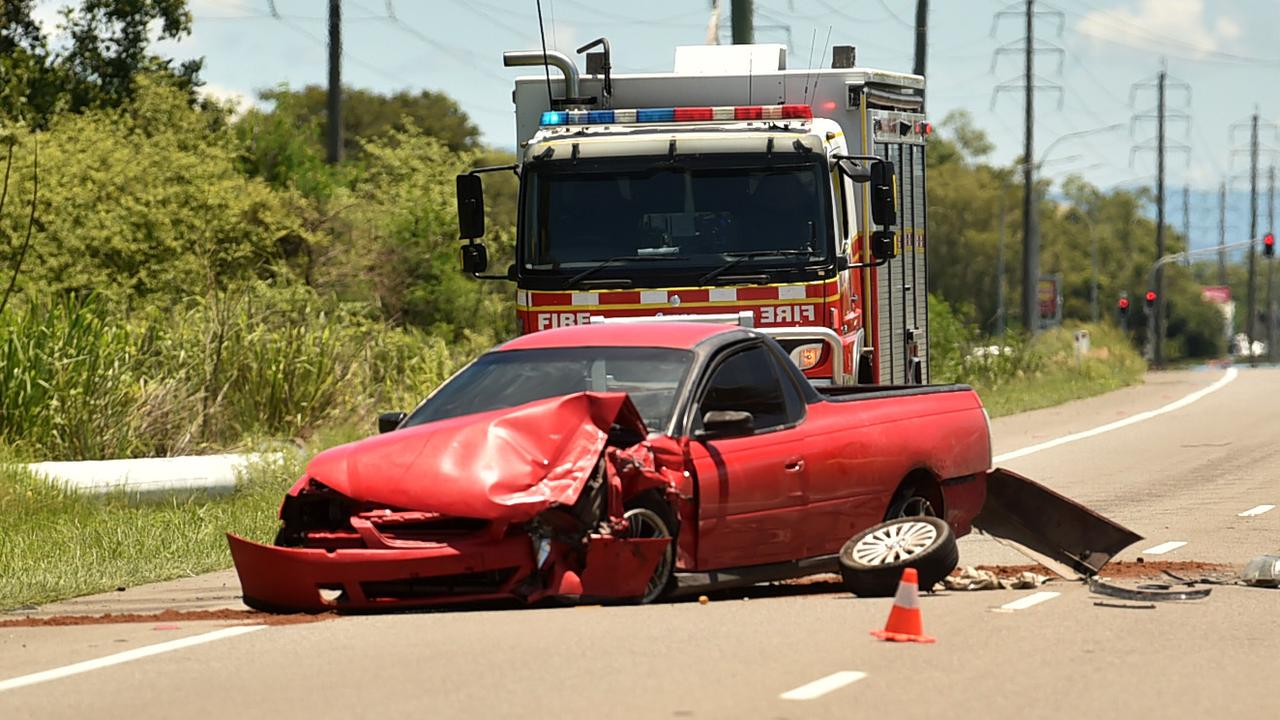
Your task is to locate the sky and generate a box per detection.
[30,0,1280,249]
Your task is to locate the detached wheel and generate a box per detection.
[838,516,958,597]
[621,500,676,604]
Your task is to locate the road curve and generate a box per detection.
[3,367,1277,720]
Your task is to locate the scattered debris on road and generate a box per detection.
[941,566,1051,591]
[1093,601,1156,610]
[1088,577,1212,602]
[1241,554,1280,588]
[0,609,329,628]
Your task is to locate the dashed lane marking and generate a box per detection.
[995,591,1060,612]
[1142,541,1187,555]
[779,671,868,701]
[1238,504,1276,517]
[0,625,266,693]
[993,367,1239,463]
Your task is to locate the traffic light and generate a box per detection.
[1144,290,1157,312]
[1265,232,1275,258]
[1117,295,1130,316]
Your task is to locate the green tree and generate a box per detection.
[0,0,200,125]
[0,78,295,303]
[257,85,482,158]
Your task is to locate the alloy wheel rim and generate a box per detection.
[850,521,938,566]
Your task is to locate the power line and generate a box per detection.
[1067,0,1280,67]
[873,0,914,29]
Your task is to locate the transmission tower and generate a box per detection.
[1228,110,1280,351]
[1130,63,1190,365]
[989,0,1065,334]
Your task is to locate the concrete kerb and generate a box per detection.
[22,452,292,498]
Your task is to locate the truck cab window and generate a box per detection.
[696,346,798,433]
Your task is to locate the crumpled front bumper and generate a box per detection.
[227,532,670,613]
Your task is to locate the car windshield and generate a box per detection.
[521,155,832,279]
[403,347,694,432]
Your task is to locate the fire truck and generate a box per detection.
[456,41,932,385]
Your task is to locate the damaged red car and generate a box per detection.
[227,321,995,612]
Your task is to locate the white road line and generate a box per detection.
[1238,504,1276,517]
[0,625,265,693]
[996,591,1060,612]
[779,671,868,701]
[993,367,1239,463]
[1142,541,1187,555]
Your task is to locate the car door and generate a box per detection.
[687,343,811,569]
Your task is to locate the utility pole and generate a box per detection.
[1268,164,1276,361]
[731,0,753,44]
[1247,113,1259,344]
[991,1,1063,333]
[913,0,928,80]
[1229,110,1279,352]
[1152,70,1167,365]
[1218,181,1227,286]
[326,0,342,164]
[1130,64,1189,364]
[1021,0,1038,335]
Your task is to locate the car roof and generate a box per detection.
[497,322,740,351]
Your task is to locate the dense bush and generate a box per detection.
[0,288,485,461]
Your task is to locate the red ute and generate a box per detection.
[228,322,992,612]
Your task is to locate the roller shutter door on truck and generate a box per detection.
[873,131,928,385]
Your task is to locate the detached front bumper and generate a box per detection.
[227,532,669,613]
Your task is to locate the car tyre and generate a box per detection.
[838,516,958,597]
[622,492,678,604]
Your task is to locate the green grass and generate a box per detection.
[0,453,301,610]
[0,320,1145,611]
[966,323,1147,418]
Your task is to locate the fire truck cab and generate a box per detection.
[457,41,931,385]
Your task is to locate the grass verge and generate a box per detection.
[0,452,300,611]
[964,323,1147,418]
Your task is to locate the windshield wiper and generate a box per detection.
[566,254,686,286]
[698,249,816,285]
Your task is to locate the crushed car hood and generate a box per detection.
[296,392,650,521]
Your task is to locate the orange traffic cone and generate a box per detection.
[870,567,935,643]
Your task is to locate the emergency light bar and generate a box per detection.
[540,104,814,126]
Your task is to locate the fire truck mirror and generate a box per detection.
[456,173,486,239]
[461,242,489,275]
[869,161,898,228]
[871,230,896,261]
[836,158,871,183]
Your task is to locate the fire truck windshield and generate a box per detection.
[520,155,833,287]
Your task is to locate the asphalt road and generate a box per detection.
[3,367,1278,719]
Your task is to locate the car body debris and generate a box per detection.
[1241,555,1280,588]
[1093,601,1156,610]
[1088,577,1212,602]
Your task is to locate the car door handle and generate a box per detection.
[784,457,805,472]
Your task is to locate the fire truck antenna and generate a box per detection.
[535,0,555,109]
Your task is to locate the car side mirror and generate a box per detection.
[696,410,755,440]
[461,243,489,274]
[869,160,898,228]
[456,173,485,240]
[378,411,406,434]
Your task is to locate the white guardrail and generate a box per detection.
[23,453,285,497]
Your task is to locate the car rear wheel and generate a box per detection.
[621,499,676,604]
[838,516,958,597]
